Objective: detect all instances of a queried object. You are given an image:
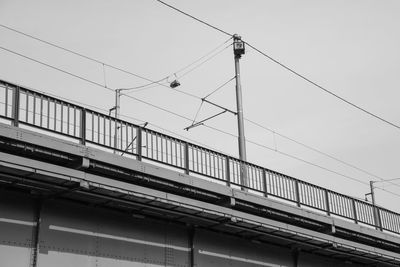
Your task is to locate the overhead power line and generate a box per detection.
[151,0,400,190]
[154,0,233,37]
[244,118,400,190]
[14,80,230,155]
[4,45,400,200]
[3,20,400,200]
[153,0,400,132]
[0,23,231,96]
[244,42,400,131]
[3,31,386,192]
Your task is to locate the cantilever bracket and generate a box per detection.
[184,110,227,131]
[202,98,237,115]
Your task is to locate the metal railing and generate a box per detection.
[0,79,399,235]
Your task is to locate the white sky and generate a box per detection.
[1,0,400,213]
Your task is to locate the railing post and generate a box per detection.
[225,156,231,186]
[136,127,142,161]
[324,189,331,216]
[294,180,301,207]
[80,108,86,145]
[184,142,190,175]
[352,199,358,224]
[12,86,20,127]
[375,206,383,231]
[262,170,268,198]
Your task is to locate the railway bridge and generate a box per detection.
[0,79,400,267]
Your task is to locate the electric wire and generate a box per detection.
[2,2,400,203]
[154,0,233,37]
[0,23,230,99]
[244,118,400,190]
[3,38,400,200]
[150,1,400,132]
[203,76,236,100]
[0,46,106,89]
[119,77,168,92]
[177,43,231,80]
[123,38,232,93]
[14,80,229,154]
[190,101,204,126]
[149,1,400,193]
[244,42,400,131]
[5,45,397,198]
[174,37,232,75]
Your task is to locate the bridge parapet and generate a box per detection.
[0,79,398,236]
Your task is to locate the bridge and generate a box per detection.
[0,79,399,266]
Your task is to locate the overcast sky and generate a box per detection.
[1,0,400,213]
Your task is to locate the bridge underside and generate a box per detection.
[0,190,386,267]
[0,124,399,266]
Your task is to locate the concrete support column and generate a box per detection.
[291,247,299,267]
[188,227,195,267]
[30,199,42,267]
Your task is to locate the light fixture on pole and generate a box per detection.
[169,74,181,88]
[233,34,248,189]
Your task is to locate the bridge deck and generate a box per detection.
[0,79,400,266]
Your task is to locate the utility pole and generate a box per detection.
[111,79,180,153]
[369,181,380,230]
[366,178,400,230]
[233,34,247,188]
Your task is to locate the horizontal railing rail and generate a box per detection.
[0,79,398,235]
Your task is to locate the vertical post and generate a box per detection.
[136,127,142,161]
[115,89,121,121]
[324,189,331,216]
[225,156,231,186]
[370,181,382,230]
[188,226,195,267]
[352,199,358,224]
[30,199,42,267]
[114,89,121,153]
[80,108,86,145]
[291,247,299,267]
[233,34,247,189]
[12,86,20,127]
[184,142,190,175]
[262,170,268,198]
[294,180,301,207]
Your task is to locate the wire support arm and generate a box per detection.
[184,110,227,131]
[202,98,237,115]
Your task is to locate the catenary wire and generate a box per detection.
[7,78,231,155]
[2,2,400,202]
[174,37,232,75]
[203,76,236,99]
[244,42,400,131]
[121,37,232,92]
[177,43,232,79]
[154,0,233,37]
[244,118,400,190]
[0,23,230,98]
[149,1,400,191]
[151,1,400,132]
[3,44,400,200]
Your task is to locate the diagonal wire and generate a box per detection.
[178,43,232,79]
[191,101,204,126]
[244,42,400,131]
[4,43,400,201]
[245,118,400,190]
[203,76,236,100]
[174,36,232,75]
[0,23,230,101]
[154,0,233,37]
